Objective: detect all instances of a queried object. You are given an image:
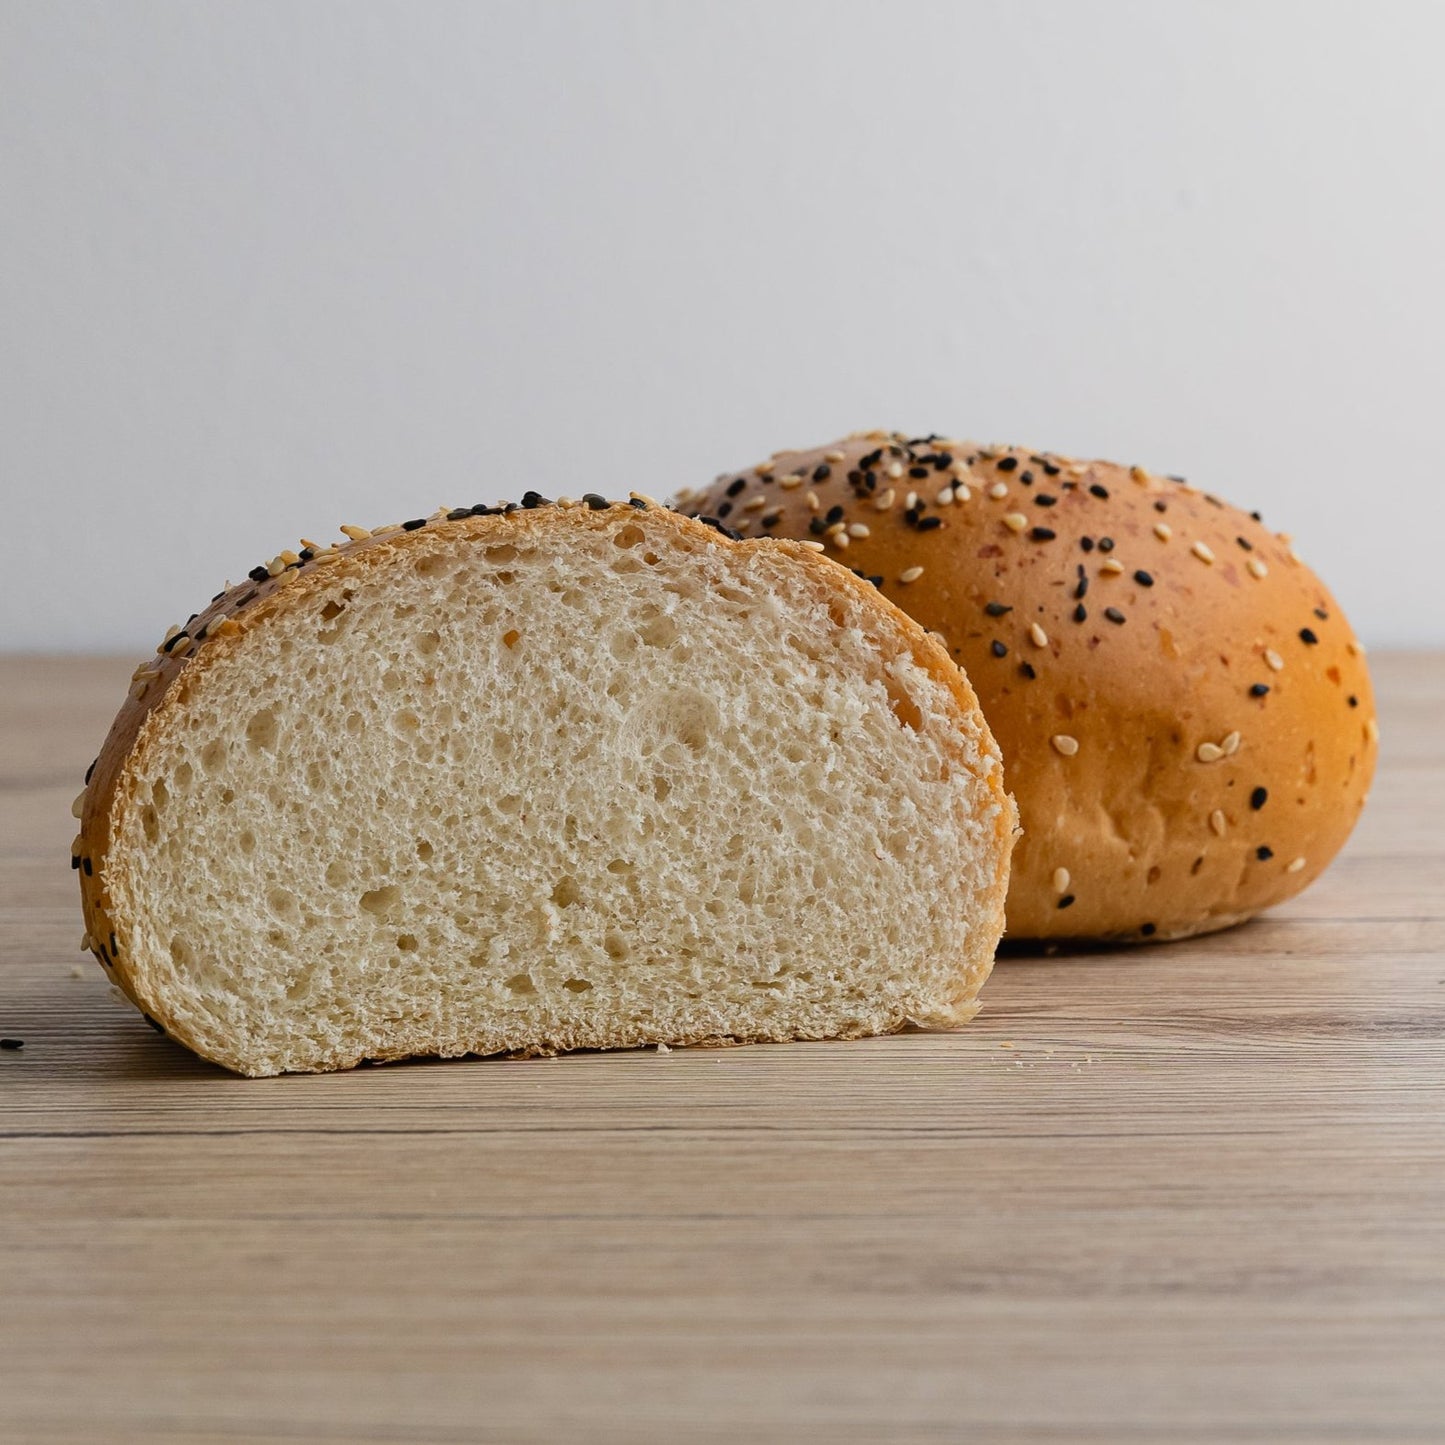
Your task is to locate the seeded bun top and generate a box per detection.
[678,431,1378,941]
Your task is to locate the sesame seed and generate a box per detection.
[1192,540,1216,564]
[1073,604,1087,622]
[887,462,904,479]
[824,450,846,463]
[340,525,371,541]
[1299,627,1319,645]
[1247,557,1268,579]
[991,641,1008,658]
[583,494,609,511]
[899,566,924,583]
[1210,809,1227,836]
[825,505,845,525]
[1029,526,1056,541]
[904,491,918,510]
[1133,569,1155,587]
[954,485,971,502]
[1130,465,1149,484]
[1251,787,1268,809]
[1057,894,1076,909]
[779,473,803,489]
[1222,731,1241,755]
[997,457,1018,472]
[935,487,955,506]
[988,482,1009,500]
[1154,522,1173,541]
[1257,846,1274,860]
[1286,857,1306,874]
[847,522,870,538]
[70,790,86,819]
[1052,867,1071,893]
[1100,559,1124,576]
[984,601,1012,616]
[799,539,825,551]
[830,532,850,550]
[1104,606,1126,624]
[1098,536,1115,551]
[1003,513,1028,532]
[742,495,769,512]
[1196,742,1224,763]
[806,491,821,512]
[1089,484,1109,499]
[1029,622,1049,647]
[1365,717,1380,743]
[1051,734,1080,756]
[871,488,895,512]
[401,518,428,530]
[1019,661,1037,679]
[917,516,942,532]
[1140,922,1157,936]
[1265,648,1284,671]
[1250,683,1270,697]
[247,566,270,584]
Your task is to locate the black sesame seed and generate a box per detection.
[1019,661,1037,680]
[1299,627,1319,645]
[401,518,427,531]
[628,497,648,510]
[984,602,1012,616]
[725,478,746,497]
[909,465,929,479]
[584,494,609,511]
[1098,536,1115,552]
[917,516,942,532]
[903,506,921,525]
[759,512,779,527]
[71,854,81,870]
[1251,787,1268,810]
[1020,470,1034,485]
[446,508,470,521]
[1153,499,1168,513]
[521,491,549,509]
[716,501,733,517]
[161,631,189,653]
[0,1039,23,1051]
[83,857,93,876]
[1080,536,1095,553]
[1314,607,1329,621]
[1042,462,1061,477]
[1104,607,1126,625]
[1035,494,1057,507]
[1134,569,1154,587]
[991,641,1008,658]
[813,464,831,483]
[1057,894,1076,909]
[1250,511,1262,522]
[1089,484,1109,500]
[808,517,826,536]
[1140,923,1157,937]
[1250,683,1270,697]
[996,456,1018,472]
[1236,536,1253,551]
[1074,576,1089,600]
[697,515,742,540]
[1348,694,1358,707]
[248,565,270,583]
[1029,526,1056,541]
[1256,846,1274,861]
[1073,603,1087,623]
[868,575,883,588]
[85,759,97,785]
[825,505,845,525]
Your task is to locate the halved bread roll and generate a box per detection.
[75,498,1015,1075]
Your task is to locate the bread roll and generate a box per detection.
[74,496,1015,1075]
[678,434,1377,941]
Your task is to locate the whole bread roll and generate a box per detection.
[678,433,1377,941]
[74,495,1014,1075]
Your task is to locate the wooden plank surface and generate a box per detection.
[2,653,1442,1444]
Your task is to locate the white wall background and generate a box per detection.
[3,0,1442,651]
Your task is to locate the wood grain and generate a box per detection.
[2,653,1442,1445]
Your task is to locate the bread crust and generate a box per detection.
[75,497,1015,1070]
[680,434,1378,941]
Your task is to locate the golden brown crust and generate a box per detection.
[75,495,1014,1067]
[680,432,1378,941]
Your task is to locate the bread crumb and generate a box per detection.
[656,1042,671,1054]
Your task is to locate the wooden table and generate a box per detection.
[2,654,1441,1444]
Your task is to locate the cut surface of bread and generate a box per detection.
[78,502,1014,1075]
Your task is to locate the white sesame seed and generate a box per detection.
[1264,648,1284,672]
[1030,622,1049,647]
[743,495,768,512]
[778,473,803,489]
[1210,809,1227,836]
[847,522,871,538]
[905,491,918,510]
[80,933,92,953]
[71,790,87,819]
[1154,522,1172,541]
[1052,867,1071,893]
[806,491,821,512]
[162,624,182,644]
[799,539,825,551]
[1196,742,1224,763]
[825,521,847,536]
[555,497,577,509]
[899,565,925,584]
[1286,857,1306,874]
[1348,638,1365,657]
[1051,734,1080,757]
[824,450,846,463]
[935,487,955,506]
[988,482,1009,500]
[755,461,775,477]
[1192,540,1216,564]
[830,531,850,550]
[954,485,971,502]
[887,461,904,479]
[873,488,896,511]
[1130,465,1149,485]
[1003,512,1028,532]
[1248,558,1268,579]
[1365,717,1380,743]
[1099,558,1124,575]
[1221,730,1241,755]
[340,524,371,541]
